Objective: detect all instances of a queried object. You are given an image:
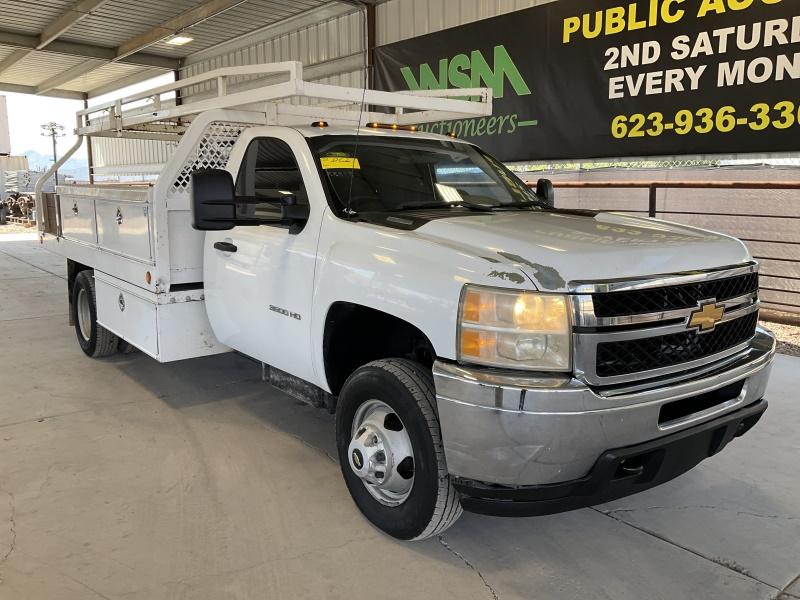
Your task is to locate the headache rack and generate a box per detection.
[35,61,492,232]
[75,61,491,141]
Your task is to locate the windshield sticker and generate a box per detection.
[321,156,361,170]
[435,166,483,176]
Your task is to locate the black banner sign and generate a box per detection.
[374,0,800,161]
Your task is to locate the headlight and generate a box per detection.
[458,285,572,371]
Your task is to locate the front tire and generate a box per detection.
[72,270,119,358]
[336,359,462,540]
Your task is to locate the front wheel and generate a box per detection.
[336,359,462,540]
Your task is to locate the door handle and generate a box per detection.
[213,241,238,253]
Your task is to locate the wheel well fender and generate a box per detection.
[322,302,437,395]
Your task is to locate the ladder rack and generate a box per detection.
[77,61,493,141]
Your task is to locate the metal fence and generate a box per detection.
[509,154,800,172]
[539,180,800,316]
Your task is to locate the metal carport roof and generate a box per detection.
[0,0,367,100]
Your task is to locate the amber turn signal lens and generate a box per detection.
[462,290,481,322]
[461,289,496,324]
[460,330,496,359]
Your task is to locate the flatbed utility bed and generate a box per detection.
[36,61,491,362]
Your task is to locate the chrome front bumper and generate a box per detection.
[434,327,776,487]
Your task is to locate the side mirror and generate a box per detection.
[191,169,310,234]
[536,178,555,208]
[191,169,237,231]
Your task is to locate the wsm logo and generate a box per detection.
[399,45,532,99]
[397,45,537,138]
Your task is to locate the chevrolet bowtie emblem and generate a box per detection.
[688,301,725,333]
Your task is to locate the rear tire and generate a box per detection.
[336,358,462,540]
[72,270,119,358]
[118,339,137,354]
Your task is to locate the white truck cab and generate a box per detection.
[38,63,775,540]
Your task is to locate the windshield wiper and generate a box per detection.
[461,193,548,210]
[393,200,496,212]
[388,196,549,213]
[500,199,550,209]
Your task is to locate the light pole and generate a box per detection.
[41,122,66,186]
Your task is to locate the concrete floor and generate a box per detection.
[0,233,798,600]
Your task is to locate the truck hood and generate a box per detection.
[415,210,751,292]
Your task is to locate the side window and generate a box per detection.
[236,137,308,219]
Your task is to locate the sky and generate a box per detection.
[4,93,84,158]
[2,72,175,164]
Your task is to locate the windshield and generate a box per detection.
[308,135,542,214]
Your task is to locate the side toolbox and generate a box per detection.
[95,273,159,357]
[57,185,154,262]
[94,272,230,362]
[59,193,97,244]
[96,198,152,262]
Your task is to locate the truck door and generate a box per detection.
[203,131,321,386]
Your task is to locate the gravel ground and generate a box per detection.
[0,222,36,234]
[761,320,800,357]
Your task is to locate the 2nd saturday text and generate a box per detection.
[605,16,799,99]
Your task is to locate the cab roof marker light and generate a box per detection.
[311,121,329,128]
[365,122,419,132]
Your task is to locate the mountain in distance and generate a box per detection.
[22,149,89,180]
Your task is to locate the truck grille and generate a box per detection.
[595,312,759,378]
[592,272,759,318]
[572,264,761,386]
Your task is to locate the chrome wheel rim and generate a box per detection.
[348,400,415,507]
[76,288,92,342]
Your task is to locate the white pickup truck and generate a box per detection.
[38,63,775,540]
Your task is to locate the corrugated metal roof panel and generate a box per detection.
[62,0,203,48]
[180,8,363,100]
[148,0,330,58]
[0,0,336,96]
[62,0,329,57]
[0,46,19,62]
[59,61,145,92]
[0,0,73,35]
[1,51,85,87]
[377,0,557,45]
[92,136,176,171]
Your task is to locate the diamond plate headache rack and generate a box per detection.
[75,61,493,141]
[170,121,253,195]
